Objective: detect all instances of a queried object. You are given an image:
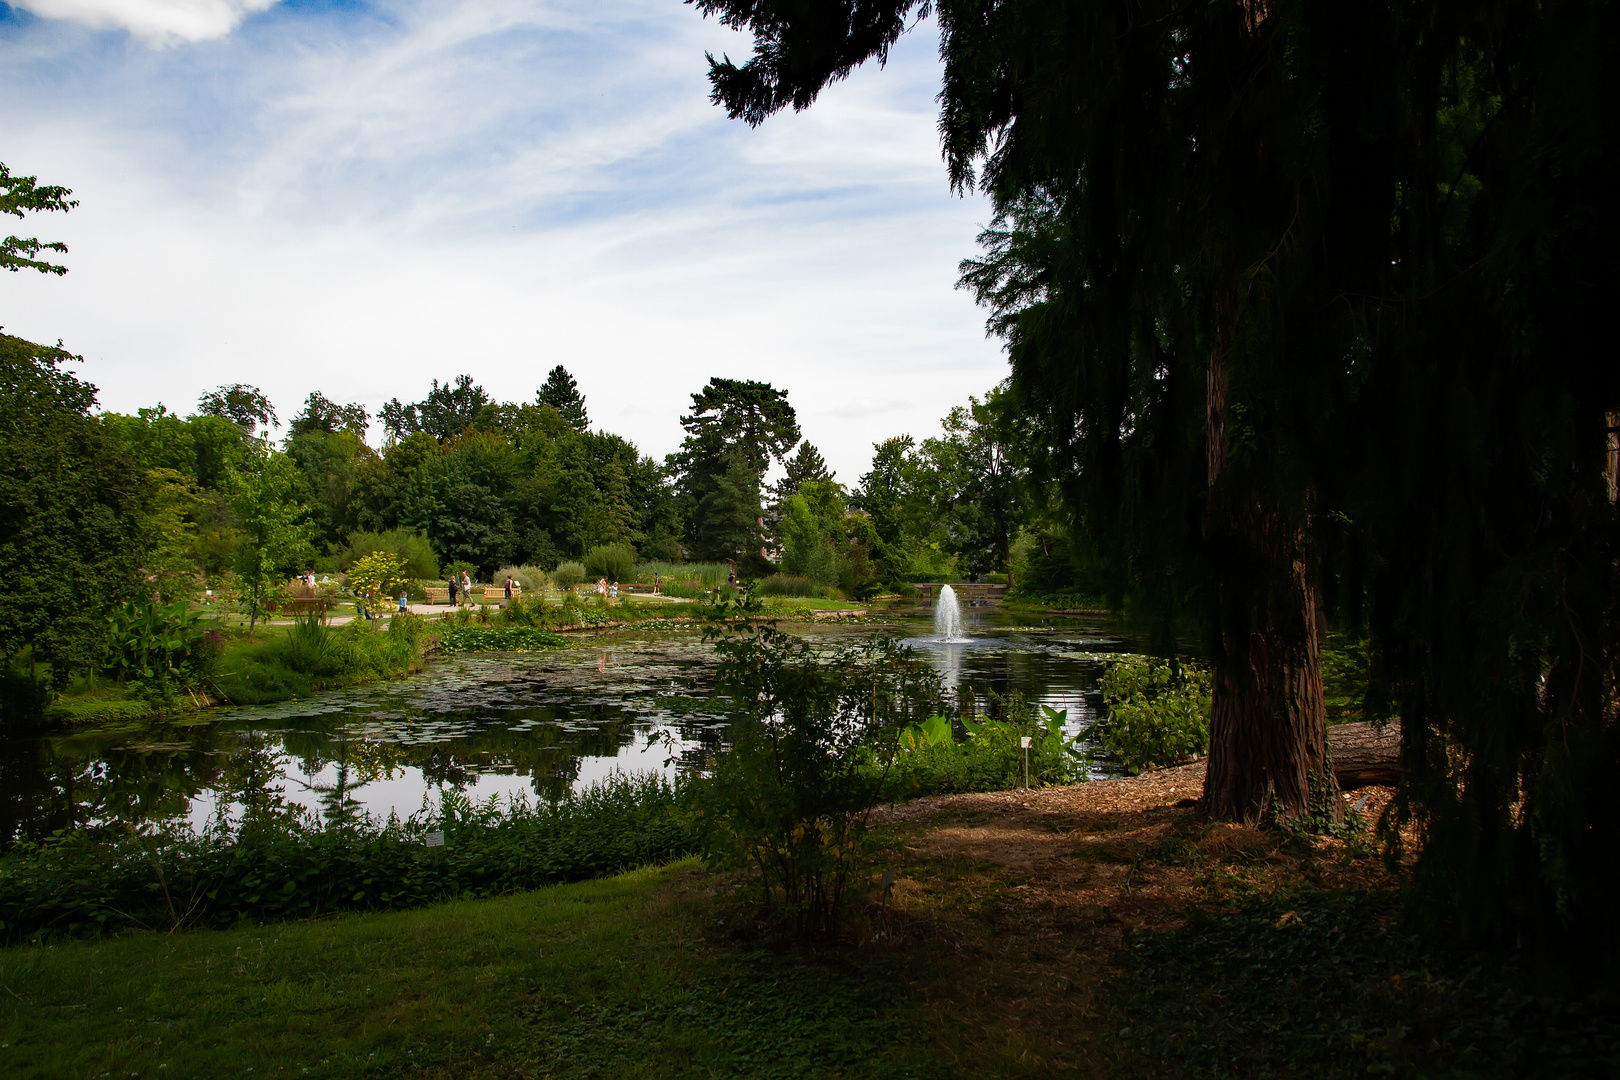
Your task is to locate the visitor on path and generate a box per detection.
[653,572,661,596]
[609,583,618,600]
[448,577,458,606]
[727,569,736,587]
[461,571,473,604]
[398,592,409,613]
[597,576,608,599]
[504,576,513,600]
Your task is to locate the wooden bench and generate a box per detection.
[424,587,450,604]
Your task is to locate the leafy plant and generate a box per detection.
[1090,656,1212,774]
[551,560,586,590]
[100,599,217,691]
[684,627,940,939]
[889,698,1085,795]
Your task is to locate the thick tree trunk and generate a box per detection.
[1200,342,1339,823]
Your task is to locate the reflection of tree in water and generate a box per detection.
[282,732,411,827]
[0,728,226,850]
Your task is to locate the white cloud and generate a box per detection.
[0,0,1005,482]
[9,0,280,44]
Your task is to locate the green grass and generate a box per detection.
[0,861,1039,1080]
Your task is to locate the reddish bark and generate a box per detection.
[1200,338,1339,823]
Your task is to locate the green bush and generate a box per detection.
[1090,656,1212,773]
[582,543,637,583]
[0,773,691,944]
[688,627,940,940]
[340,528,439,581]
[551,561,586,590]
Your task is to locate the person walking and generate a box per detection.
[653,572,661,596]
[448,575,458,606]
[504,576,514,601]
[461,571,473,605]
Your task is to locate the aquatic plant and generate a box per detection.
[438,626,567,652]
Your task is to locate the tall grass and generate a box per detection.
[634,561,731,587]
[753,573,840,599]
[211,616,429,706]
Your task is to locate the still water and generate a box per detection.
[0,608,1133,850]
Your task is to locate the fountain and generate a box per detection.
[934,584,967,642]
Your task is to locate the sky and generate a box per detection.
[0,0,1007,484]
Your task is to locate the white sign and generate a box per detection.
[424,831,445,848]
[1020,736,1033,749]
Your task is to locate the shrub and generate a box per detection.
[688,627,940,940]
[340,528,439,580]
[1090,656,1212,774]
[582,543,636,583]
[552,561,586,590]
[0,773,691,944]
[347,551,410,601]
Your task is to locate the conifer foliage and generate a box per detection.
[688,0,1620,968]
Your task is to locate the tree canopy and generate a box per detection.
[0,335,147,676]
[381,375,491,443]
[0,162,76,276]
[198,384,278,436]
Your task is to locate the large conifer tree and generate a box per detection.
[685,0,1620,964]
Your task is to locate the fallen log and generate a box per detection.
[1328,720,1401,789]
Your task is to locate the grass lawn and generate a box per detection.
[0,859,1071,1080]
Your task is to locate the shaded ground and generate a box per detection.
[7,767,1614,1078]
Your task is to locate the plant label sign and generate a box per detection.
[425,830,445,848]
[1020,736,1033,749]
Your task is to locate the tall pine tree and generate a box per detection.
[536,365,590,431]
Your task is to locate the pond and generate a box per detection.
[0,606,1135,851]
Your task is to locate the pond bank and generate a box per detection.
[7,769,1598,1079]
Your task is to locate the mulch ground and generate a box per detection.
[850,767,1402,1070]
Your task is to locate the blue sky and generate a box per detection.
[0,0,1004,481]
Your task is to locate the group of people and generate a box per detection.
[445,570,475,606]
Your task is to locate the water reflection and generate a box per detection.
[0,612,1132,850]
